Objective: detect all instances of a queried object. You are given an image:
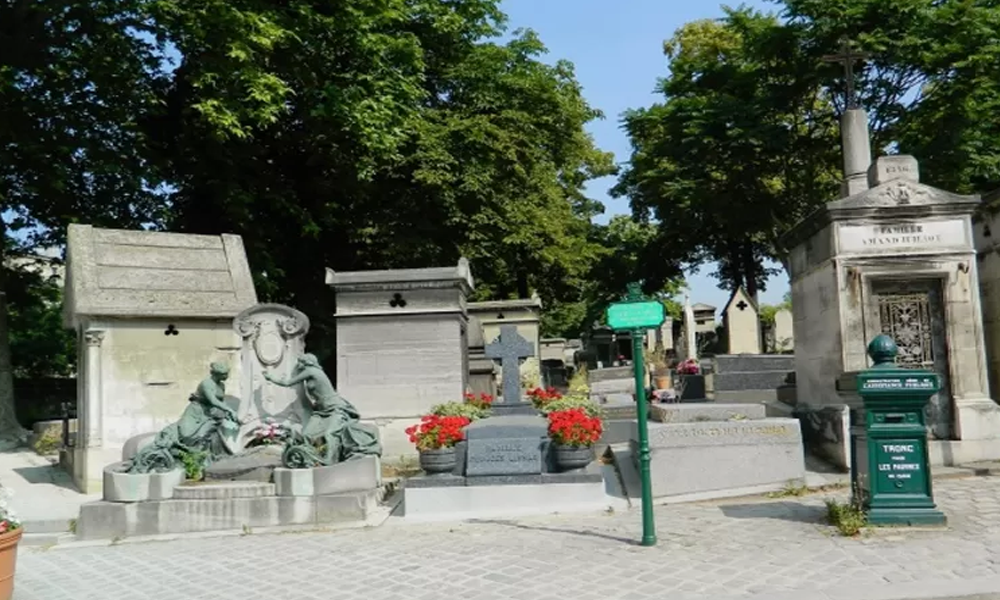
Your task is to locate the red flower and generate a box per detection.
[464,392,494,410]
[406,414,471,451]
[547,408,603,447]
[526,386,563,408]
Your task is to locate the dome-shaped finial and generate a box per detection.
[868,334,898,367]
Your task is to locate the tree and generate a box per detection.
[616,0,1000,298]
[614,9,840,299]
[147,2,615,351]
[0,0,169,439]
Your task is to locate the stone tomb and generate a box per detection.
[401,328,622,521]
[784,154,1000,468]
[327,259,474,458]
[62,225,258,494]
[625,403,805,500]
[723,286,761,355]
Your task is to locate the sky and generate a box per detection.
[500,0,788,314]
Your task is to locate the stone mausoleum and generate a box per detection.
[63,225,258,493]
[327,259,475,458]
[784,106,1000,468]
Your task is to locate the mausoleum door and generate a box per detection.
[868,279,953,439]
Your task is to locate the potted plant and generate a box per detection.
[526,386,563,410]
[645,349,671,390]
[546,408,603,472]
[405,414,471,475]
[0,488,22,600]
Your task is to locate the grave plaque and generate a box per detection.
[465,437,543,476]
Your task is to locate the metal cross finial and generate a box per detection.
[822,37,871,110]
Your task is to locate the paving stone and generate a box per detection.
[16,476,1000,599]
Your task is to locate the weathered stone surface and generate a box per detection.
[232,303,310,446]
[313,456,382,495]
[75,487,380,540]
[103,463,184,503]
[649,403,766,423]
[587,366,632,384]
[274,456,383,497]
[204,445,284,483]
[172,481,275,500]
[402,463,615,520]
[867,154,919,187]
[633,418,805,498]
[65,224,257,320]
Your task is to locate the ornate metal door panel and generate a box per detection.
[871,280,953,439]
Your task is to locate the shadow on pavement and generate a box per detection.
[718,501,826,524]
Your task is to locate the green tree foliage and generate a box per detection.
[614,8,841,299]
[146,1,616,344]
[616,0,1000,297]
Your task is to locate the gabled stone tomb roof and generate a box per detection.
[64,224,258,324]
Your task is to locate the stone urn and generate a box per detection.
[553,444,593,472]
[419,447,457,475]
[0,527,22,600]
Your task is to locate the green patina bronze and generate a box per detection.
[128,362,241,474]
[851,334,947,526]
[264,353,381,468]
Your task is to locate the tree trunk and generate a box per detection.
[0,223,27,448]
[742,242,759,302]
[516,270,529,299]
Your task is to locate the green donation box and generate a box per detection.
[850,334,946,526]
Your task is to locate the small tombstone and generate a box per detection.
[233,304,311,448]
[773,308,794,352]
[723,287,761,354]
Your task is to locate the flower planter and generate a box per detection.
[419,447,457,475]
[653,374,672,391]
[0,528,22,600]
[553,444,593,472]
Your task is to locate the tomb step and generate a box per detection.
[587,366,634,383]
[713,354,795,373]
[713,390,779,404]
[173,481,276,500]
[713,370,790,392]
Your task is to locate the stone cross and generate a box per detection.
[823,37,871,110]
[485,324,534,404]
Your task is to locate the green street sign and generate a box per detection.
[606,300,665,331]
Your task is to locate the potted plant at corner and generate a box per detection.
[405,414,471,475]
[646,349,671,391]
[546,408,603,472]
[0,488,22,600]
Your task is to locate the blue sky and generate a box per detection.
[501,0,788,314]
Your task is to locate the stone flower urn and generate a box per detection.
[419,447,457,475]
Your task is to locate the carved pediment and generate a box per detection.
[827,180,980,212]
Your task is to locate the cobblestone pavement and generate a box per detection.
[15,476,1000,600]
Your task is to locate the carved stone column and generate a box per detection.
[83,330,105,449]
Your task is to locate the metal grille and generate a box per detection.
[877,293,934,369]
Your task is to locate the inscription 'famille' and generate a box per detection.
[862,224,942,247]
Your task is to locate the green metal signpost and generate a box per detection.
[851,334,947,526]
[606,282,664,547]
